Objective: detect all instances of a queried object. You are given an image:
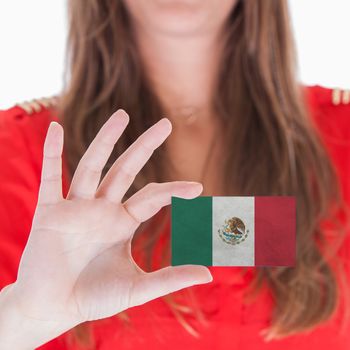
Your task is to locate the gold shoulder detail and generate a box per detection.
[332,88,350,105]
[14,95,59,115]
[342,89,350,104]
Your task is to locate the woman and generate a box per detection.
[0,0,349,349]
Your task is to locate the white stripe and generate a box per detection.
[212,196,255,266]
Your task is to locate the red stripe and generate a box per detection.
[254,196,296,266]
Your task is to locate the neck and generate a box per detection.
[133,26,225,125]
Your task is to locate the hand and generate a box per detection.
[2,109,212,348]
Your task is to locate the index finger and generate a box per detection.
[66,110,129,200]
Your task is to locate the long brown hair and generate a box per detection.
[57,0,349,347]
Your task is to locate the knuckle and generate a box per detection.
[124,205,142,226]
[43,154,60,160]
[161,266,172,282]
[146,200,159,213]
[80,160,102,176]
[42,174,61,182]
[140,142,154,154]
[117,165,135,180]
[69,189,93,200]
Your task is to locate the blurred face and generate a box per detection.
[122,0,238,37]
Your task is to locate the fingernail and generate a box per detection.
[176,182,203,199]
[195,267,213,284]
[158,117,172,131]
[48,121,62,138]
[187,182,203,193]
[204,270,213,283]
[111,109,128,122]
[198,274,213,284]
[49,121,59,129]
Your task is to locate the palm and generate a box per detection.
[14,110,212,332]
[49,198,143,322]
[72,234,142,321]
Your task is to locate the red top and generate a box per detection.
[0,85,349,349]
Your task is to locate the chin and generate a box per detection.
[123,0,237,36]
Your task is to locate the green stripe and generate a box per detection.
[171,196,212,266]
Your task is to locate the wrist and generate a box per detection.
[0,282,77,349]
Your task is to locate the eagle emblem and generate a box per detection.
[218,217,249,245]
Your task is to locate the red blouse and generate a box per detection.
[0,85,349,349]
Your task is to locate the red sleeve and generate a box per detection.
[0,108,42,290]
[304,85,350,201]
[305,85,350,284]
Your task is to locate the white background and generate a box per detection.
[0,0,349,109]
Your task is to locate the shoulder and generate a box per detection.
[302,84,350,138]
[302,84,350,167]
[0,96,62,189]
[303,84,350,201]
[302,83,350,148]
[303,84,350,108]
[0,95,60,133]
[0,96,60,159]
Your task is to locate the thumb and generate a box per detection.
[130,265,213,307]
